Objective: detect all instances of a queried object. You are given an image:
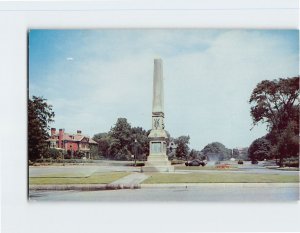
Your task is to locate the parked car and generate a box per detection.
[251,160,258,164]
[185,159,206,166]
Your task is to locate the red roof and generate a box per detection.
[50,132,97,144]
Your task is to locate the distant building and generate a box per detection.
[48,128,97,158]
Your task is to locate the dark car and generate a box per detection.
[251,160,258,164]
[185,159,206,166]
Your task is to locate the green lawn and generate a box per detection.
[175,166,238,171]
[29,172,129,185]
[143,173,299,184]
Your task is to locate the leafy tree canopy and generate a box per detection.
[249,76,299,166]
[249,77,299,131]
[174,135,190,158]
[28,96,55,161]
[93,118,150,160]
[248,137,271,161]
[201,142,231,161]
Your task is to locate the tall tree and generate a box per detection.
[108,118,132,160]
[248,137,271,162]
[93,133,111,158]
[109,118,132,147]
[174,135,190,158]
[249,76,299,166]
[249,77,299,131]
[28,96,55,161]
[201,142,231,161]
[130,126,149,159]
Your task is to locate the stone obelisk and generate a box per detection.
[142,58,174,172]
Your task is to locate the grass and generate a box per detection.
[32,173,91,178]
[175,166,238,171]
[142,173,299,184]
[29,172,129,185]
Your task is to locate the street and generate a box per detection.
[29,184,299,202]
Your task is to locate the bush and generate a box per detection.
[129,162,145,167]
[171,159,186,165]
[76,151,86,159]
[46,148,62,159]
[283,161,299,168]
[238,160,244,164]
[36,158,54,163]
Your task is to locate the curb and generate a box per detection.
[29,183,298,191]
[141,183,299,189]
[29,184,141,191]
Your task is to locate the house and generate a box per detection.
[48,128,98,159]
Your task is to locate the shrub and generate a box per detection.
[171,159,186,165]
[238,160,244,164]
[283,161,299,168]
[46,148,61,159]
[129,162,145,167]
[35,158,54,163]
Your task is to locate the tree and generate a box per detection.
[174,135,190,158]
[93,133,111,158]
[249,77,299,166]
[109,118,132,148]
[45,148,61,160]
[248,137,271,162]
[201,142,231,161]
[249,77,299,131]
[189,149,203,160]
[28,96,55,161]
[89,144,98,159]
[232,149,240,158]
[130,127,149,160]
[107,118,133,160]
[268,121,299,166]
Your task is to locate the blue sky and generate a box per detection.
[29,29,299,150]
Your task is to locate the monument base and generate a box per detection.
[141,154,174,172]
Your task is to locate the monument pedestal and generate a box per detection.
[142,154,174,172]
[141,139,174,172]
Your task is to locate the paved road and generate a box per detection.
[29,184,299,202]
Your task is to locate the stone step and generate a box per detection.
[147,155,169,161]
[141,165,174,172]
[145,161,171,166]
[147,157,169,162]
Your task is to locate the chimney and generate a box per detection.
[51,128,56,137]
[77,130,82,135]
[58,129,64,148]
